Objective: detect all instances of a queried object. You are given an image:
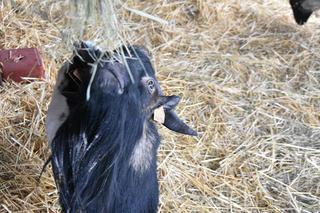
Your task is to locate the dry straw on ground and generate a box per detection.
[1,0,320,212]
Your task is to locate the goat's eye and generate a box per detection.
[146,79,155,93]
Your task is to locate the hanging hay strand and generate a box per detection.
[1,0,320,212]
[66,0,123,51]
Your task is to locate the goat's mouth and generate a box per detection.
[61,69,84,107]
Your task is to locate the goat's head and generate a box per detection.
[52,41,196,138]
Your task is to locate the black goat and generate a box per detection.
[290,0,320,24]
[46,41,197,213]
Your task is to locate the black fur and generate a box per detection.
[50,45,171,212]
[52,90,160,212]
[290,0,313,25]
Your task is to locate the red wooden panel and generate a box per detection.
[0,48,44,82]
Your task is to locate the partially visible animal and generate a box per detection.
[46,41,197,212]
[290,0,320,24]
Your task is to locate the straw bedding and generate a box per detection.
[1,0,320,212]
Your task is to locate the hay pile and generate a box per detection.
[1,0,320,212]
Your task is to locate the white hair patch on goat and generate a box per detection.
[129,124,156,173]
[46,63,70,144]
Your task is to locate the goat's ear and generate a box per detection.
[154,95,197,136]
[163,110,197,136]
